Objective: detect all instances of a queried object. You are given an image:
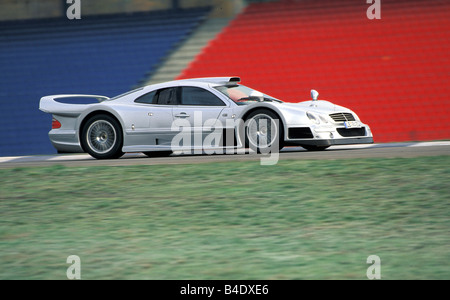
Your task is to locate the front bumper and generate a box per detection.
[285,137,374,147]
[284,123,374,147]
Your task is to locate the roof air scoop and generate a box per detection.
[311,89,319,101]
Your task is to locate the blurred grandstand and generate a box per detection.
[0,0,448,156]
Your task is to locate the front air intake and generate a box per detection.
[288,127,314,139]
[337,127,366,137]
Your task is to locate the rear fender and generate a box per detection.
[39,94,109,117]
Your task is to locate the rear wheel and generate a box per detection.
[81,114,124,159]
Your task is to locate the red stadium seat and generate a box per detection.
[178,0,449,143]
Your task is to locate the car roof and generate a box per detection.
[144,77,241,90]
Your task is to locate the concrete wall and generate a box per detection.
[0,0,61,21]
[180,0,244,17]
[0,0,243,21]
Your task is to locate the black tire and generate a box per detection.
[143,151,173,158]
[81,114,124,159]
[302,145,330,151]
[245,109,284,153]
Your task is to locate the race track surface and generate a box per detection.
[0,141,449,169]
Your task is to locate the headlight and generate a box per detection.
[306,112,320,124]
[319,114,329,124]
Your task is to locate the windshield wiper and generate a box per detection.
[236,97,282,104]
[263,97,283,103]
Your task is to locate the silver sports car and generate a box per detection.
[39,77,373,159]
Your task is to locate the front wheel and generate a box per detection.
[245,109,283,153]
[81,114,124,159]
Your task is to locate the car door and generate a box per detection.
[129,86,179,150]
[172,86,230,150]
[147,87,180,147]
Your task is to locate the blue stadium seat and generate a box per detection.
[0,7,210,156]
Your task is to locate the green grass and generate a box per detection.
[0,156,449,279]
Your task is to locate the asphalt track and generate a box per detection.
[0,141,449,169]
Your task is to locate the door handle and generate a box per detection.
[175,112,190,118]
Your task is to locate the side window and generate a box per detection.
[156,87,179,105]
[181,87,226,106]
[134,90,156,104]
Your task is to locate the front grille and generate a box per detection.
[337,127,366,137]
[329,113,356,122]
[289,127,314,139]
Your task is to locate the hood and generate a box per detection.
[279,100,352,114]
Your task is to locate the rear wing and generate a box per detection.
[178,77,241,86]
[39,94,109,117]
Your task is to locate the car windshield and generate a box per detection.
[214,85,283,105]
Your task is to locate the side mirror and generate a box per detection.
[311,90,319,101]
[250,90,264,102]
